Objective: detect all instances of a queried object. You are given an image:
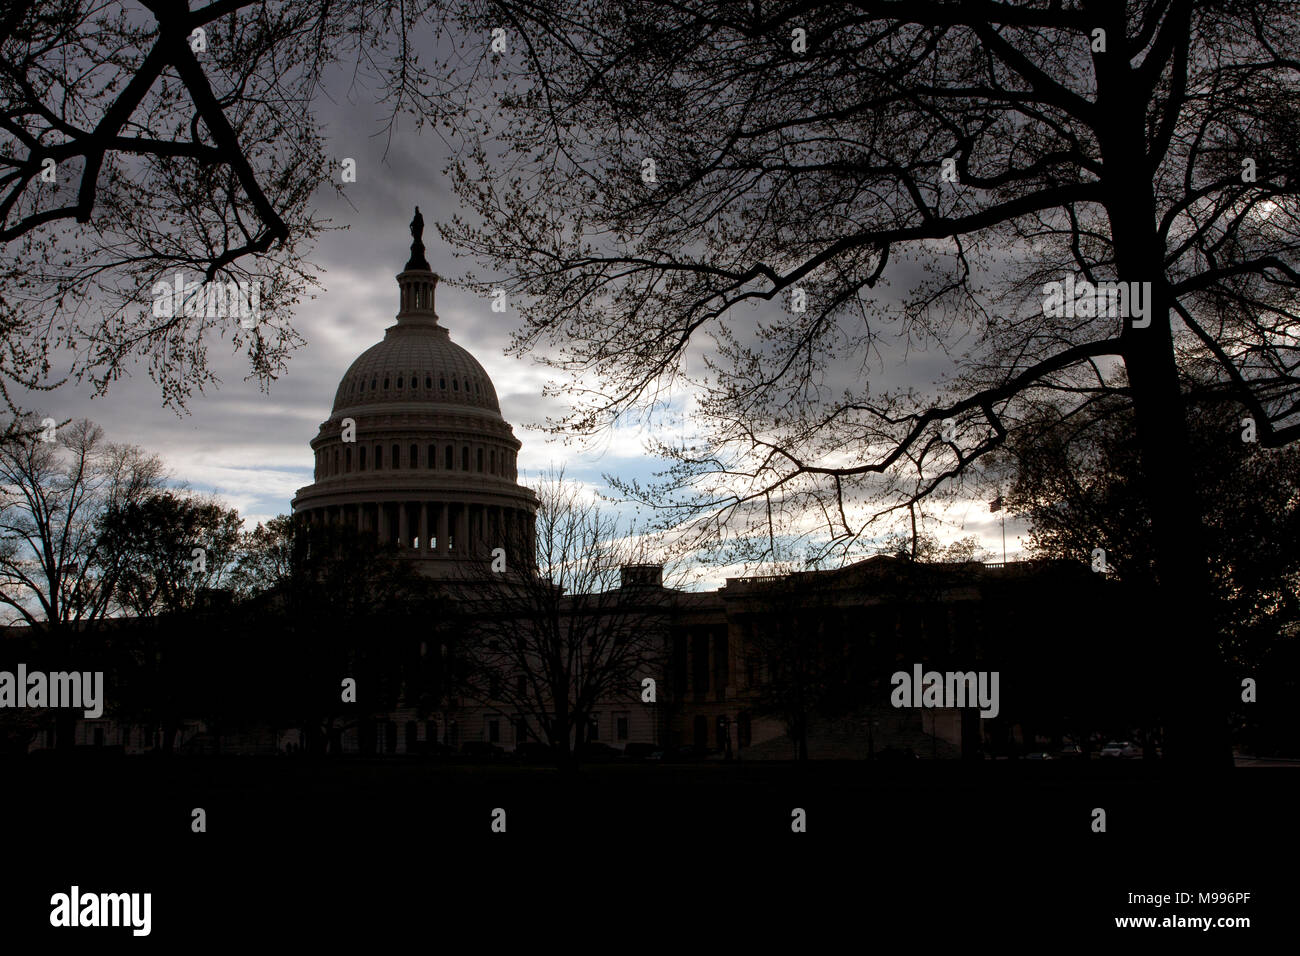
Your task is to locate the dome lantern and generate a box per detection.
[397,206,439,326]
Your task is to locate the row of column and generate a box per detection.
[307,501,534,557]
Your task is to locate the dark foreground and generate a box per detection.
[0,757,1290,942]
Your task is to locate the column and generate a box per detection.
[437,502,450,555]
[457,504,470,556]
[398,502,410,548]
[419,503,429,553]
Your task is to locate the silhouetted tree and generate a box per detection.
[234,516,448,754]
[0,0,543,409]
[0,415,163,745]
[1004,392,1300,753]
[442,1,1300,763]
[450,472,671,771]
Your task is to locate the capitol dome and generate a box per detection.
[291,209,538,576]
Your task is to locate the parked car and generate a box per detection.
[416,741,457,759]
[1024,751,1054,760]
[662,744,716,762]
[178,733,221,756]
[514,742,556,763]
[579,742,623,762]
[1056,743,1085,760]
[874,746,920,763]
[1100,740,1141,758]
[622,742,659,761]
[460,741,508,761]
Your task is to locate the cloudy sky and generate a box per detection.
[18,37,1026,587]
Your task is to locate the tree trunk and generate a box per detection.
[1105,181,1230,766]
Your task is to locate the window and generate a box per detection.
[358,446,366,470]
[359,380,365,393]
[405,721,417,753]
[345,447,352,470]
[489,674,501,699]
[375,445,383,468]
[452,379,459,391]
[464,379,471,392]
[489,450,496,474]
[426,720,437,745]
[333,449,339,474]
[514,716,527,745]
[488,719,500,744]
[392,443,400,468]
[396,376,403,388]
[427,445,435,469]
[383,377,389,389]
[410,444,419,468]
[476,448,484,472]
[445,445,454,469]
[587,715,599,741]
[425,376,432,389]
[461,446,469,470]
[616,716,629,741]
[440,377,446,389]
[371,377,377,390]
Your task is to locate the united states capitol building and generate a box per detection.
[18,215,1106,762]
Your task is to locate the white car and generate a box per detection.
[1100,740,1141,758]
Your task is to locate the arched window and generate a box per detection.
[375,445,383,469]
[475,381,481,395]
[489,450,495,474]
[371,377,377,390]
[358,446,366,470]
[425,376,432,389]
[464,379,471,393]
[392,443,400,468]
[452,379,459,391]
[410,444,419,468]
[396,375,403,389]
[476,448,484,472]
[345,447,352,470]
[445,445,453,469]
[461,446,469,470]
[359,380,365,393]
[383,376,389,389]
[427,445,435,469]
[440,377,446,389]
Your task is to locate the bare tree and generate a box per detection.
[0,0,514,409]
[0,416,164,629]
[450,472,671,770]
[0,415,163,747]
[439,1,1300,763]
